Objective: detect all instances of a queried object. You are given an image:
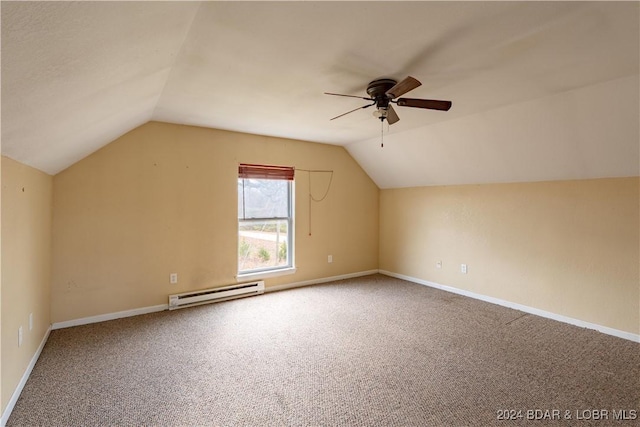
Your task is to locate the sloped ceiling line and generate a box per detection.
[150,2,204,120]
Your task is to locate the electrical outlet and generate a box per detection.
[170,273,178,284]
[328,255,333,263]
[461,264,468,274]
[29,313,33,331]
[18,326,23,347]
[436,260,442,269]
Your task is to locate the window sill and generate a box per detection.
[237,267,297,282]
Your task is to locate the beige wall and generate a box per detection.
[1,156,52,413]
[380,178,639,335]
[51,122,379,323]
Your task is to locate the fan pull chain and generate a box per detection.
[381,118,384,147]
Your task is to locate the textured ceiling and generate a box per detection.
[2,1,638,187]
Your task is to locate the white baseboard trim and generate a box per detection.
[50,271,380,329]
[51,304,168,330]
[266,269,380,293]
[41,269,640,343]
[1,326,52,427]
[380,270,640,343]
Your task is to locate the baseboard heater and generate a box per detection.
[168,281,265,310]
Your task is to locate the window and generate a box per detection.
[238,164,294,276]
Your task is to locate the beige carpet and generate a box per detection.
[7,274,640,426]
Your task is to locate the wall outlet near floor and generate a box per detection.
[170,273,178,284]
[436,260,442,269]
[18,326,23,347]
[461,264,468,274]
[328,255,333,263]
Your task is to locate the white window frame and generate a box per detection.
[237,173,295,280]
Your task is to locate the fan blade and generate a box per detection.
[387,105,400,125]
[396,98,452,111]
[330,103,375,121]
[385,76,422,99]
[325,92,372,101]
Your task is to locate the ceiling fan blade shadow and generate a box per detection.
[387,105,400,125]
[328,52,388,93]
[386,76,422,99]
[396,98,452,111]
[330,103,375,121]
[400,22,477,76]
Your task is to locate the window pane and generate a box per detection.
[238,178,289,219]
[238,220,289,272]
[237,180,244,219]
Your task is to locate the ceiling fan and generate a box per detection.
[325,76,452,125]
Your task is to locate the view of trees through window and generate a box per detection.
[238,178,292,273]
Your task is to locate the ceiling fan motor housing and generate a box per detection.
[366,78,396,109]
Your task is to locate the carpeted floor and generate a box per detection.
[7,274,640,426]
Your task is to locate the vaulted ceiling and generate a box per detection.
[2,1,638,188]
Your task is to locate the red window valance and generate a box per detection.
[238,163,295,181]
